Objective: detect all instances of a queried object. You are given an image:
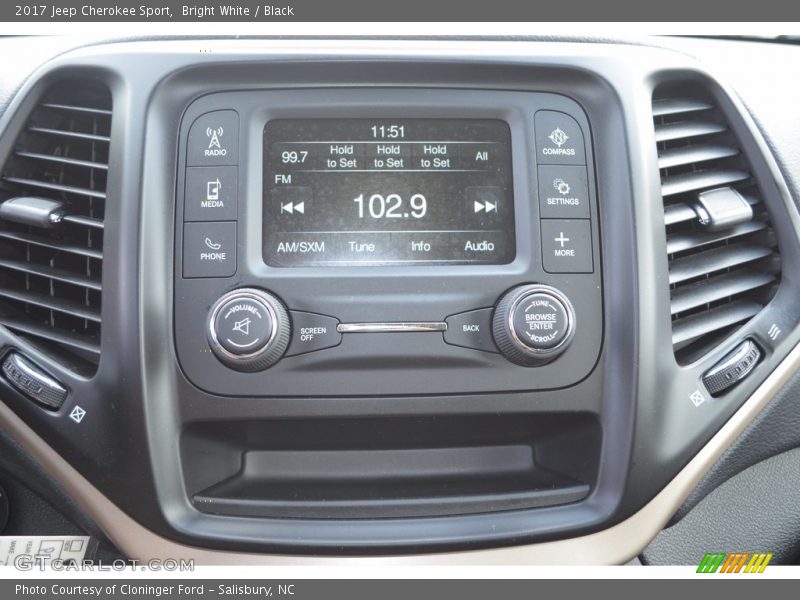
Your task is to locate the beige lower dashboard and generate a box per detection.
[1,339,799,564]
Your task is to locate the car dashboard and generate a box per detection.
[0,36,799,564]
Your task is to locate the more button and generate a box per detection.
[540,219,593,274]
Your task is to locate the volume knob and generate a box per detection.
[207,288,290,371]
[492,284,576,367]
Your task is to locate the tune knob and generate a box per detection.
[207,288,290,371]
[492,284,576,367]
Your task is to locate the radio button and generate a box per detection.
[534,111,586,165]
[187,110,239,167]
[286,311,342,357]
[537,165,590,219]
[444,308,499,354]
[185,166,238,222]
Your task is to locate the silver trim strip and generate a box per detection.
[2,337,798,564]
[337,322,448,333]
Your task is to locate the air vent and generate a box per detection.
[0,81,111,372]
[653,86,781,364]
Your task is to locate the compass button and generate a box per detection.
[534,110,586,166]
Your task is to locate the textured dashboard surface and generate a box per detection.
[643,448,800,565]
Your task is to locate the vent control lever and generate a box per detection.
[1,352,67,410]
[702,339,762,396]
[693,187,753,232]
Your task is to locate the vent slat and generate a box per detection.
[669,243,774,285]
[0,287,100,323]
[660,169,751,198]
[0,317,100,355]
[652,98,714,117]
[672,300,762,349]
[658,144,739,170]
[654,90,781,362]
[28,126,110,144]
[15,150,109,171]
[666,220,766,255]
[664,203,698,227]
[0,231,102,260]
[3,176,106,200]
[0,258,101,291]
[40,102,112,117]
[61,214,104,230]
[654,120,727,143]
[670,269,775,315]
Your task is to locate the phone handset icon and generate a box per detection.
[204,237,222,250]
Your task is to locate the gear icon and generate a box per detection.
[553,178,571,195]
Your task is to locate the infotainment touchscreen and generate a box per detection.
[262,119,515,267]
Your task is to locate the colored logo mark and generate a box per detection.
[697,552,773,573]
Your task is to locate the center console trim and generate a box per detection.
[337,322,448,333]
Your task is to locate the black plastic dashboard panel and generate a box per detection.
[173,89,603,396]
[0,39,798,555]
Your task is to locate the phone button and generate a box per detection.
[183,221,237,278]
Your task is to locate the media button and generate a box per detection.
[183,221,237,278]
[187,110,239,167]
[534,110,586,166]
[537,165,590,219]
[185,166,238,222]
[286,311,342,357]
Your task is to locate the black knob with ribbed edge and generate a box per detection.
[207,288,290,371]
[492,284,576,367]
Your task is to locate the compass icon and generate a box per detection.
[548,128,570,147]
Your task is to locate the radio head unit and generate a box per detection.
[262,118,515,267]
[175,88,602,397]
